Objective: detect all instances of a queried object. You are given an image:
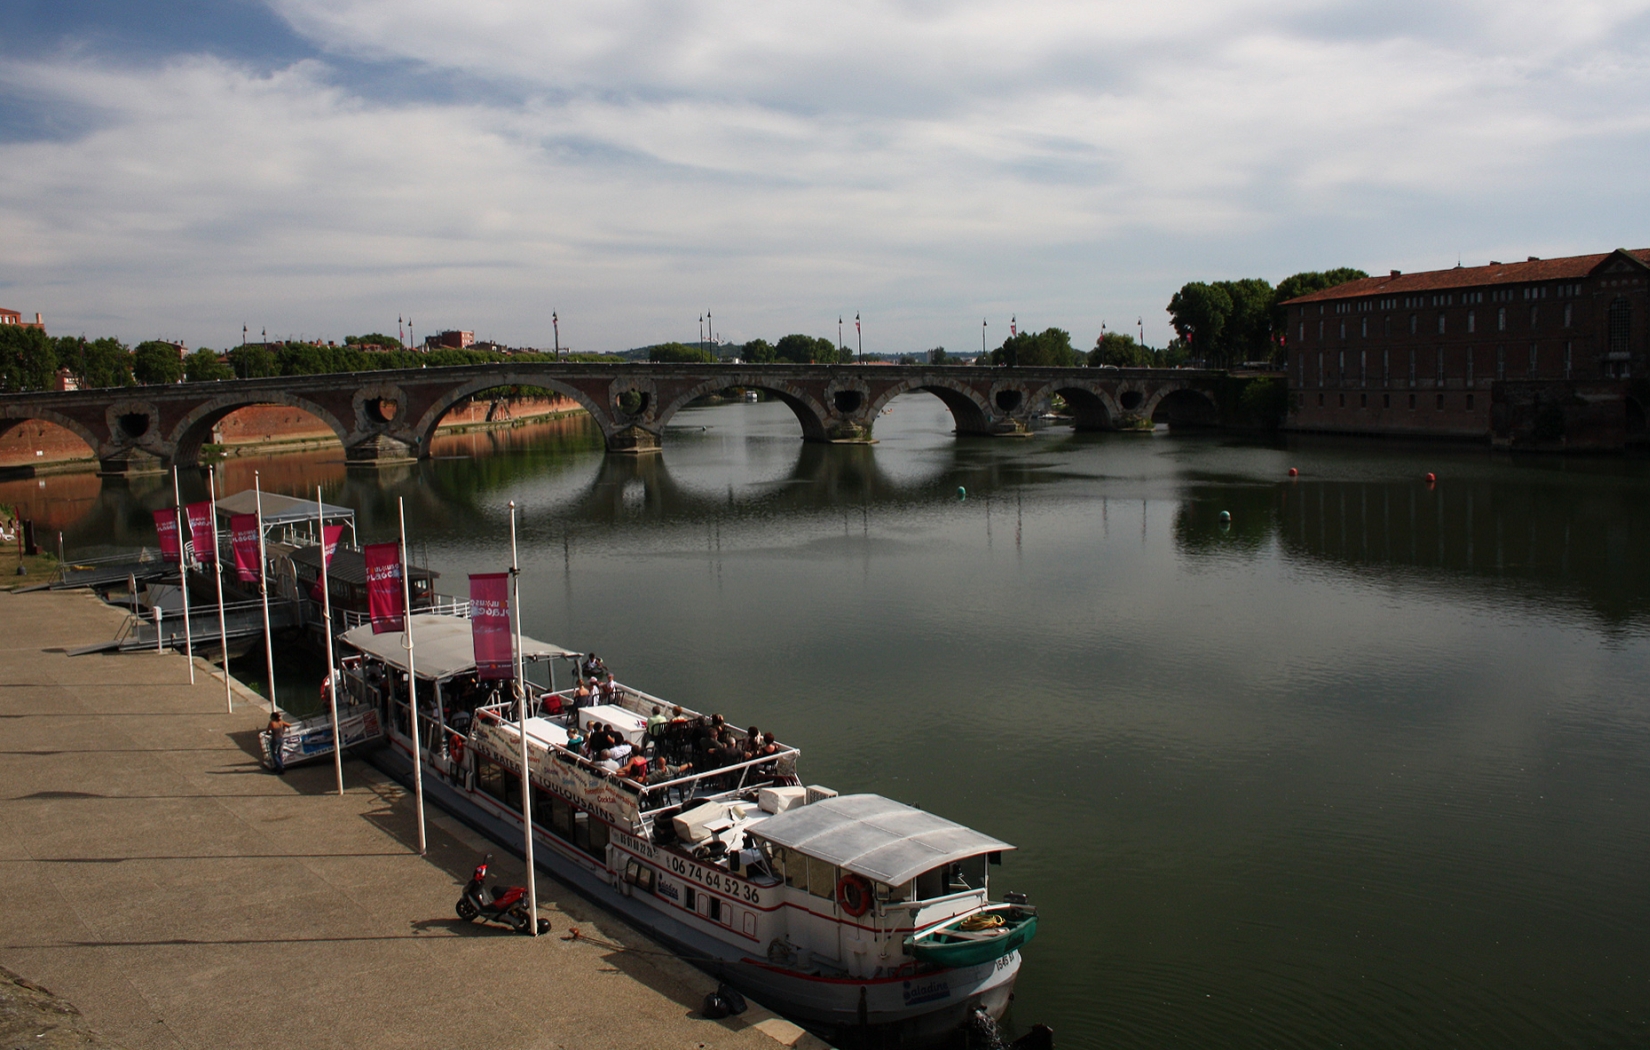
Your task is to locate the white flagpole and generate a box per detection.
[318,486,344,797]
[254,471,277,713]
[398,496,427,855]
[208,467,231,713]
[510,500,537,935]
[171,466,194,684]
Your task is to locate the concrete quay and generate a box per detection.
[0,588,824,1050]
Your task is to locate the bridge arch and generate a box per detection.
[1031,380,1121,431]
[411,374,607,450]
[168,392,352,467]
[656,375,831,442]
[866,378,994,436]
[0,408,103,461]
[1143,384,1219,427]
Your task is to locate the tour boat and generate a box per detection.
[336,613,1035,1042]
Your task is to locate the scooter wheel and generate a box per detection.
[456,898,479,921]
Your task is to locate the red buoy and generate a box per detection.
[1425,472,1436,484]
[1287,467,1299,477]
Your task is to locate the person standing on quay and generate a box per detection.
[267,710,292,774]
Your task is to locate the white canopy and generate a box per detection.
[340,613,576,682]
[215,490,354,528]
[751,794,1013,887]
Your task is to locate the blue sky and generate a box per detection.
[3,0,1648,352]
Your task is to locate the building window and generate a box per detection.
[1496,346,1505,380]
[1529,343,1538,376]
[1383,348,1390,386]
[1466,393,1474,410]
[1359,349,1366,387]
[1338,350,1345,384]
[1466,349,1474,388]
[1384,317,1391,337]
[1318,320,1324,340]
[1408,350,1416,387]
[1299,321,1305,342]
[1298,351,1305,386]
[1338,393,1346,408]
[1410,314,1418,335]
[1497,307,1507,331]
[1360,392,1368,407]
[1436,347,1445,386]
[1437,314,1446,335]
[1339,321,1346,340]
[1565,341,1572,379]
[1468,310,1476,334]
[1530,305,1538,328]
[1383,393,1391,408]
[1317,351,1324,387]
[1318,392,1324,406]
[1563,303,1572,328]
[1608,297,1631,356]
[1408,393,1417,409]
[1436,393,1444,409]
[1361,317,1368,338]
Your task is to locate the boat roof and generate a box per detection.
[292,545,437,585]
[750,794,1013,887]
[340,613,576,681]
[215,490,354,527]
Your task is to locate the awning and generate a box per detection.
[340,613,576,682]
[292,545,436,586]
[215,490,354,528]
[750,794,1013,887]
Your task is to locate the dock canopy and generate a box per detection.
[215,490,354,529]
[751,794,1013,887]
[340,613,577,682]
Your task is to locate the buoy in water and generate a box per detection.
[1288,467,1299,477]
[1218,510,1231,523]
[1425,472,1437,484]
[956,486,967,500]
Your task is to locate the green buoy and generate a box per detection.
[957,486,967,500]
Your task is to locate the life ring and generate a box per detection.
[449,734,465,763]
[836,873,872,917]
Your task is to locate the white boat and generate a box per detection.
[336,613,1033,1042]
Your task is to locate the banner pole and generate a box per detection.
[510,500,537,934]
[399,496,427,855]
[319,487,344,797]
[172,466,194,684]
[254,472,277,714]
[208,468,231,712]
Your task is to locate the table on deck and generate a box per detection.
[578,704,646,745]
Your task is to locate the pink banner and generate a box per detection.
[185,501,215,564]
[363,541,405,634]
[153,508,181,563]
[310,524,345,600]
[469,572,513,680]
[231,514,261,582]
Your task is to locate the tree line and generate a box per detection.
[1166,269,1368,367]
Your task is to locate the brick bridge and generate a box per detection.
[0,363,1234,474]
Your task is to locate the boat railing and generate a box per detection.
[331,594,472,629]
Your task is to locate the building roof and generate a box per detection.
[750,793,1013,887]
[1284,248,1650,305]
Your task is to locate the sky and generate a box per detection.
[2,0,1649,354]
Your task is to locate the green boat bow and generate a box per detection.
[905,905,1038,969]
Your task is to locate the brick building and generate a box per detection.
[1283,248,1650,443]
[0,309,44,330]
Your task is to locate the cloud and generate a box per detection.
[1,0,1648,349]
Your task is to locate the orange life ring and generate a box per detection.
[836,873,871,917]
[449,734,465,763]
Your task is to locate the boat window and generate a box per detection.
[874,880,910,903]
[806,855,837,900]
[475,756,520,811]
[547,797,575,841]
[948,855,988,893]
[584,814,609,860]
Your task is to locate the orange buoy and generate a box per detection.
[1425,472,1436,484]
[1287,467,1299,477]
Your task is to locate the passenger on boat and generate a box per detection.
[565,726,585,753]
[621,754,650,781]
[598,674,617,703]
[572,679,591,711]
[594,749,620,774]
[608,738,633,763]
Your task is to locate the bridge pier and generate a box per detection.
[97,447,168,477]
[343,433,419,467]
[605,424,662,455]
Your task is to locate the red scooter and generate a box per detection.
[456,855,551,936]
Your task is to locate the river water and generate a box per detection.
[12,396,1650,1048]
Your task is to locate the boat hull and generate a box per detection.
[367,740,1021,1042]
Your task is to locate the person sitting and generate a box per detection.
[608,738,633,764]
[580,653,599,679]
[594,749,621,775]
[622,754,651,782]
[598,674,617,704]
[646,756,694,802]
[564,727,585,754]
[572,679,591,712]
[744,726,762,757]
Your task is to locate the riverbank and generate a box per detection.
[0,588,824,1050]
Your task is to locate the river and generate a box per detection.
[10,395,1650,1048]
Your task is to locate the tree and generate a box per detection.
[129,341,184,384]
[0,325,57,392]
[184,348,234,382]
[1220,278,1276,364]
[228,343,278,379]
[741,338,775,363]
[930,346,948,364]
[345,333,404,349]
[647,341,713,363]
[1089,332,1150,367]
[54,336,132,389]
[991,327,1078,367]
[1271,269,1370,345]
[774,334,836,364]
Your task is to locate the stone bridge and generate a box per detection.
[0,363,1233,474]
